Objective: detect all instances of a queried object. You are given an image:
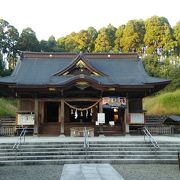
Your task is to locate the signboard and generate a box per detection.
[129,113,145,124]
[17,113,35,125]
[97,113,105,124]
[95,121,99,126]
[102,97,126,107]
[109,121,115,126]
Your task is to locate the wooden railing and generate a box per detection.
[145,116,174,135]
[145,116,166,125]
[146,125,174,135]
[0,117,16,136]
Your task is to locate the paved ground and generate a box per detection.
[1,135,180,143]
[0,164,179,180]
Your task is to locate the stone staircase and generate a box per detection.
[0,141,179,166]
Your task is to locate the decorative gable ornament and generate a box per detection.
[53,53,106,77]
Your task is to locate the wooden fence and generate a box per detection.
[145,115,166,125]
[146,125,174,135]
[145,116,175,135]
[0,117,16,136]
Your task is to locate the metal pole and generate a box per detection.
[178,152,180,171]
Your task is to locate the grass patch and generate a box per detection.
[0,98,17,117]
[143,89,180,115]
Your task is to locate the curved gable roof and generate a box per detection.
[0,52,170,89]
[53,53,106,76]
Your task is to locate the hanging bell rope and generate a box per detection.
[64,99,101,111]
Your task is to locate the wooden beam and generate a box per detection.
[65,98,99,102]
[38,98,61,102]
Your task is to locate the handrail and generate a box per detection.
[178,152,180,171]
[13,127,27,150]
[83,127,89,157]
[142,127,159,150]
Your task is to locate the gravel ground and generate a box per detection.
[0,164,179,180]
[113,164,180,180]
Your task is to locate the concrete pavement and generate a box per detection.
[0,135,180,144]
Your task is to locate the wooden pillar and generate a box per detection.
[58,101,61,123]
[125,99,129,134]
[99,99,103,113]
[92,106,96,122]
[34,99,39,135]
[60,99,65,134]
[17,99,21,111]
[41,101,44,124]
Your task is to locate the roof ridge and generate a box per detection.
[21,51,139,59]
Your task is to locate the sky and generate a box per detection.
[0,0,180,41]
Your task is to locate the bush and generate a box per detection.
[0,98,17,117]
[143,90,180,115]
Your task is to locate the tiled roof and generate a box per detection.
[0,52,169,87]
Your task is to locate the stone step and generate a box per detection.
[1,143,180,149]
[1,147,180,152]
[0,144,154,148]
[1,141,180,145]
[0,158,177,166]
[0,150,178,156]
[0,154,178,161]
[1,142,180,148]
[0,140,179,166]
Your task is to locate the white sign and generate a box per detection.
[109,121,115,126]
[17,113,35,125]
[95,121,99,126]
[130,113,144,124]
[97,113,105,124]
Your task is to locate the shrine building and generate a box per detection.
[0,52,170,136]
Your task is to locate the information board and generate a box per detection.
[97,113,105,124]
[129,113,145,124]
[17,113,35,125]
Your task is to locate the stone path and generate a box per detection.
[60,164,124,180]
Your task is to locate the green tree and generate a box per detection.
[114,25,125,52]
[94,27,112,52]
[106,24,117,48]
[167,66,180,90]
[0,19,9,53]
[6,25,19,68]
[173,21,180,56]
[0,19,19,69]
[17,27,40,52]
[40,40,49,52]
[48,35,56,52]
[87,27,97,52]
[0,53,5,75]
[64,32,79,52]
[120,20,145,53]
[56,37,66,52]
[144,16,176,56]
[74,30,91,52]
